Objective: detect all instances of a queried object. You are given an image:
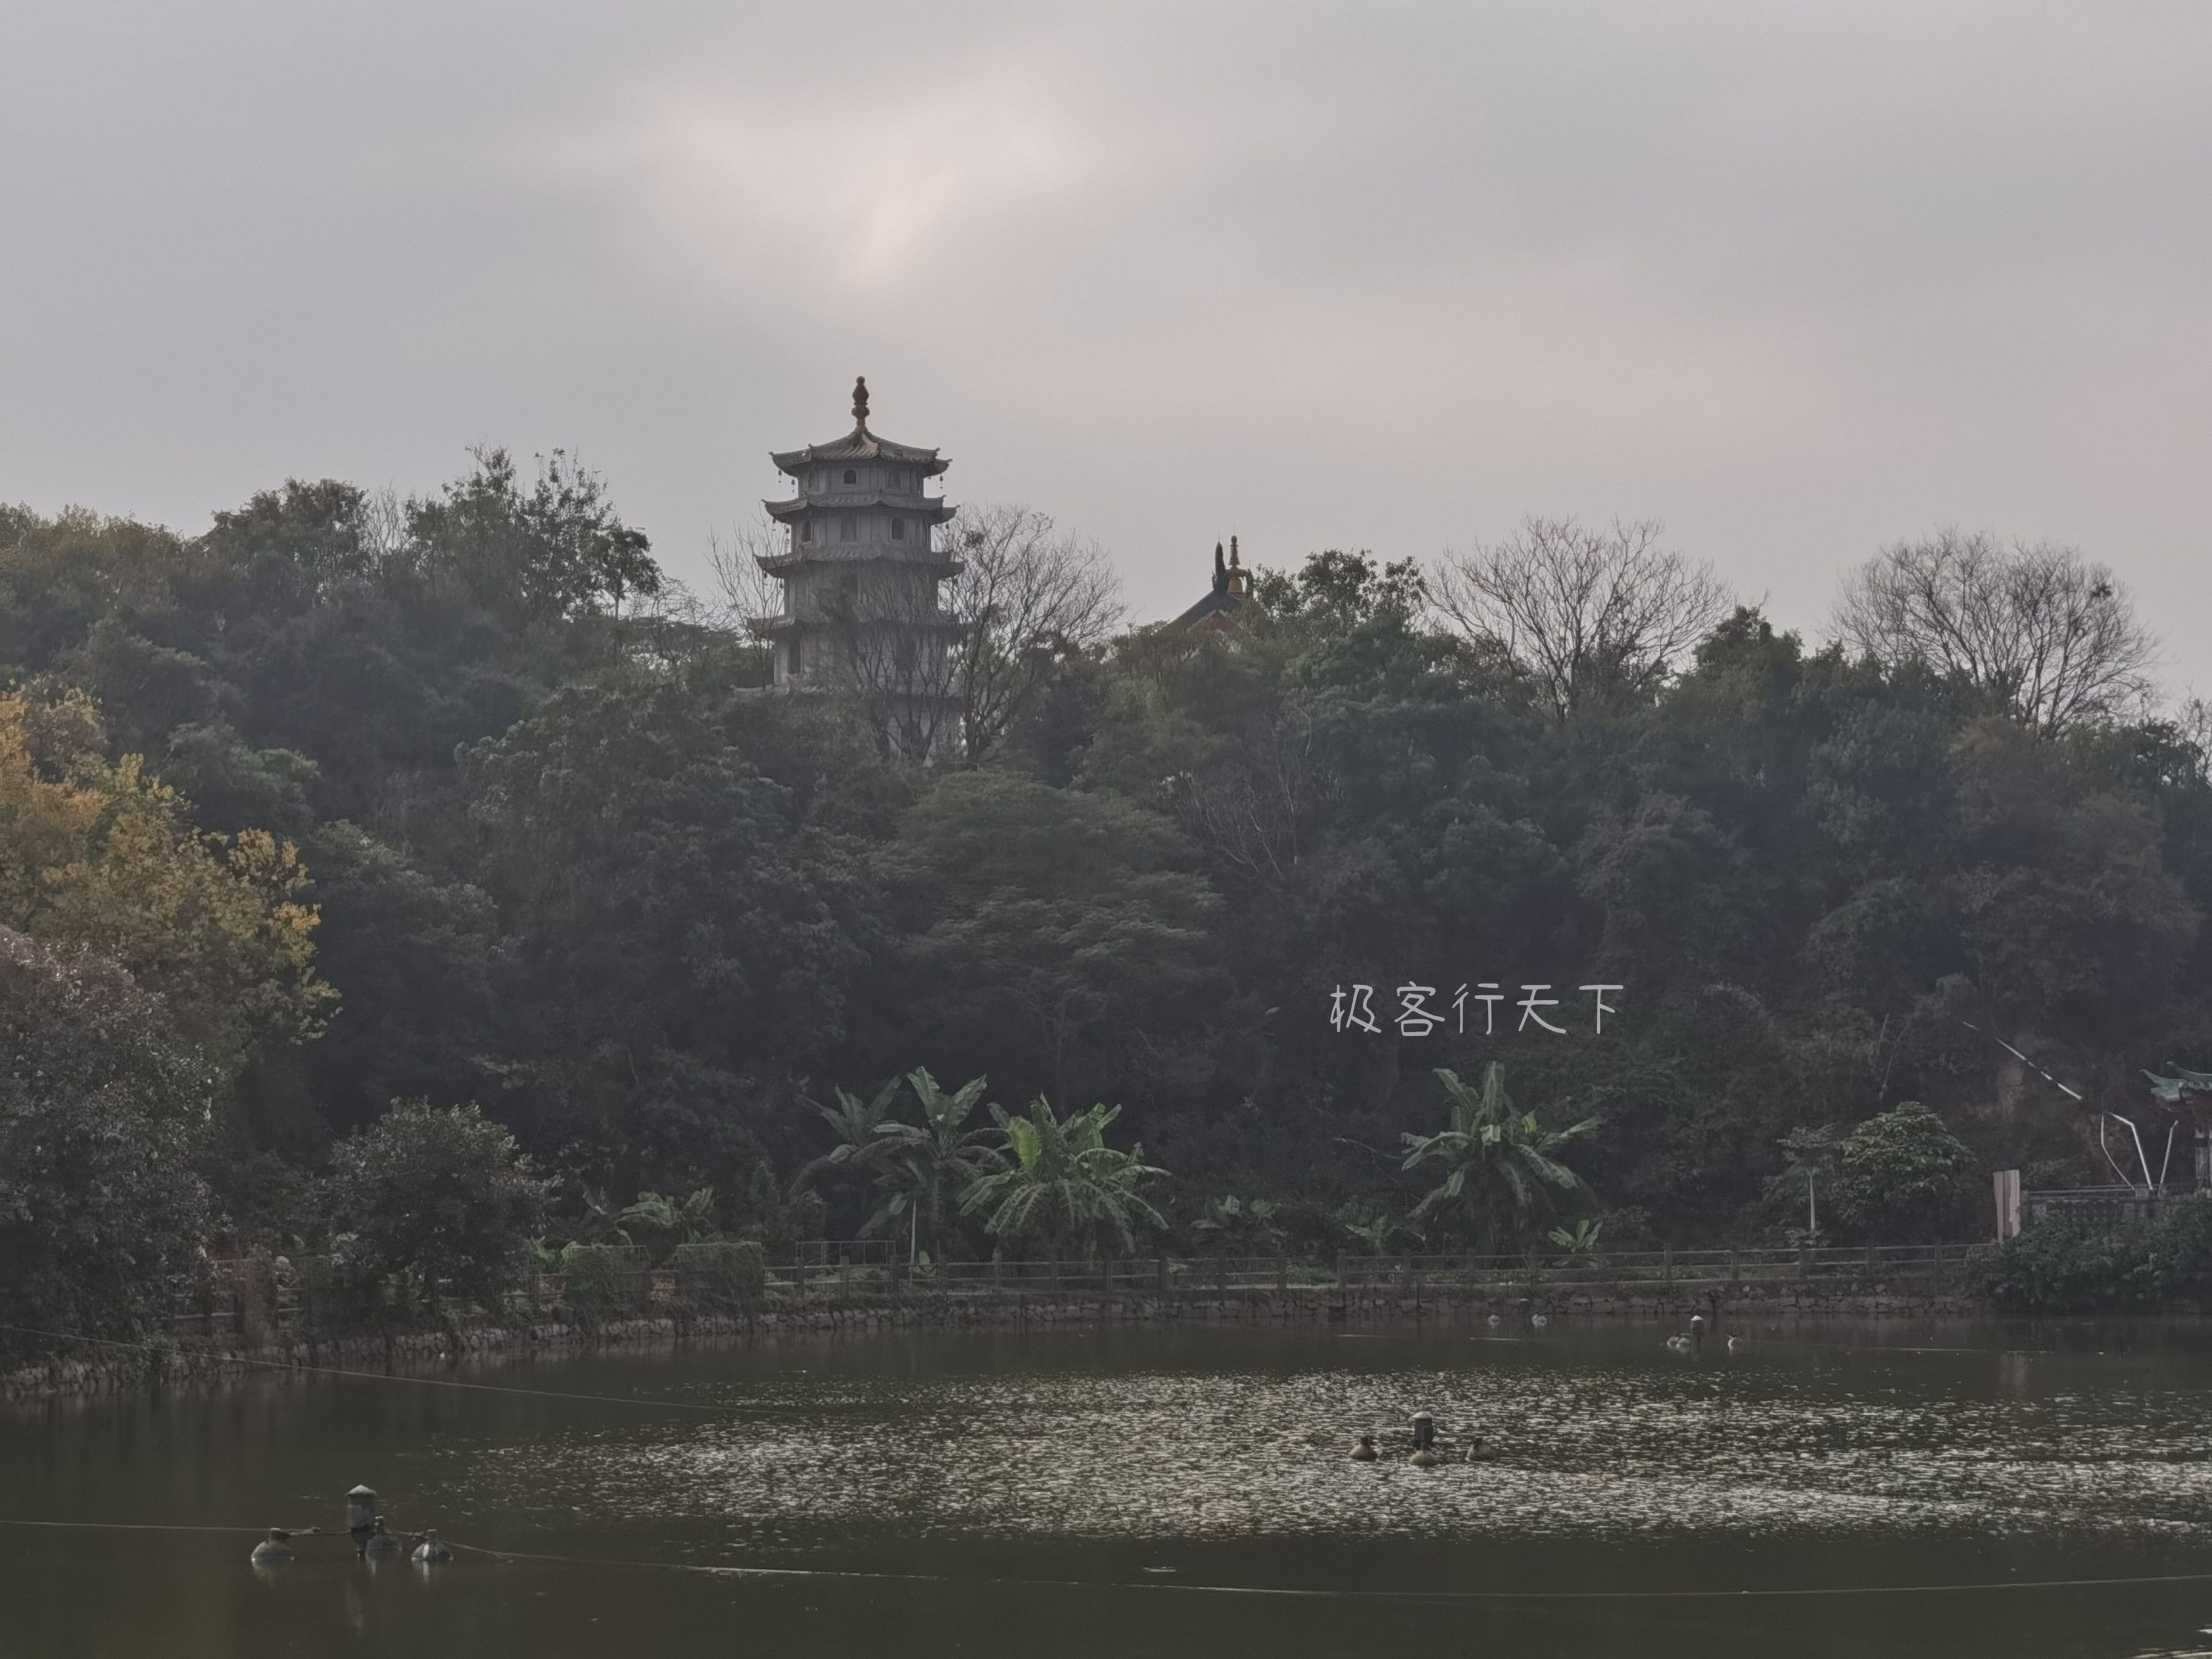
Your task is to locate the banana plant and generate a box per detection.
[1402,1064,1597,1255]
[960,1096,1167,1259]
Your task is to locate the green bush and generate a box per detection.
[1977,1219,2138,1312]
[2132,1193,2212,1302]
[1980,1196,2212,1312]
[554,1242,638,1323]
[327,1100,548,1306]
[669,1240,766,1315]
[1828,1102,1976,1241]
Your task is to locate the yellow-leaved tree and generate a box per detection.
[0,686,333,1082]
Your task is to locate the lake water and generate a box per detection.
[8,1318,2212,1657]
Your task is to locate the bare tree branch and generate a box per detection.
[940,503,1122,764]
[705,516,785,632]
[1833,528,2157,734]
[1433,517,1732,721]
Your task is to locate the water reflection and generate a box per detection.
[468,1329,2212,1550]
[10,1321,2212,1657]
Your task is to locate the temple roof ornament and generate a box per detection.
[1173,535,1252,631]
[769,376,948,475]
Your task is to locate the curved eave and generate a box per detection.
[755,552,965,577]
[743,614,968,638]
[762,494,958,525]
[1172,589,1250,627]
[771,425,949,474]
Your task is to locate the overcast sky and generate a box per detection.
[5,3,2208,689]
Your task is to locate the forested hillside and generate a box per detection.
[6,455,2208,1328]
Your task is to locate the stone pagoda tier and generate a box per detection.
[748,378,962,714]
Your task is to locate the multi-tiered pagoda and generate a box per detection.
[750,378,961,751]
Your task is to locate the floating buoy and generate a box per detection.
[1350,1433,1378,1462]
[1409,1410,1441,1465]
[250,1528,294,1567]
[363,1517,403,1560]
[1530,1312,1549,1329]
[412,1529,454,1566]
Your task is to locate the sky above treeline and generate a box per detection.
[5,3,2210,692]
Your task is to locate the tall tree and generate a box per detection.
[1435,517,1732,722]
[1834,529,2156,736]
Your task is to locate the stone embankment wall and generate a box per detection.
[1,1275,1978,1402]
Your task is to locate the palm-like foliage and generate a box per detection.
[1547,1217,1604,1255]
[1191,1195,1284,1256]
[796,1079,903,1221]
[960,1097,1167,1258]
[618,1186,718,1262]
[868,1070,1005,1264]
[1335,1199,1410,1256]
[1401,1064,1596,1253]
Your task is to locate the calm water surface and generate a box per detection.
[8,1318,2212,1657]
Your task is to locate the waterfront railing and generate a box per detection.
[168,1241,1989,1339]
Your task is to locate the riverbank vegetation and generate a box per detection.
[6,457,2210,1354]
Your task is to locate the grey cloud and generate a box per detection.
[3,2,2208,688]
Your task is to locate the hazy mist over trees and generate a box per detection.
[6,454,2208,1326]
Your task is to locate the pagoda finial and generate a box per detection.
[852,376,870,429]
[1229,535,1240,569]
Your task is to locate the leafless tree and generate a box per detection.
[1433,517,1733,721]
[1832,529,2157,735]
[939,503,1122,763]
[705,517,785,632]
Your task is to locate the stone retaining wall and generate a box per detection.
[1,1277,1980,1403]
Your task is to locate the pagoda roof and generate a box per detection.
[763,492,957,525]
[1173,586,1247,628]
[1171,537,1254,629]
[745,612,965,637]
[754,549,964,577]
[774,377,949,475]
[771,423,947,476]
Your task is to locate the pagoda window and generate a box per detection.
[789,635,803,677]
[843,468,857,484]
[890,517,906,541]
[800,520,812,543]
[840,516,856,541]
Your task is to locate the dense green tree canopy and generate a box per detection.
[7,458,2211,1283]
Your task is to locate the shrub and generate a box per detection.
[554,1242,638,1323]
[669,1240,766,1315]
[1828,1102,1976,1241]
[1980,1194,2212,1313]
[2136,1193,2212,1302]
[1976,1219,2138,1313]
[326,1100,547,1307]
